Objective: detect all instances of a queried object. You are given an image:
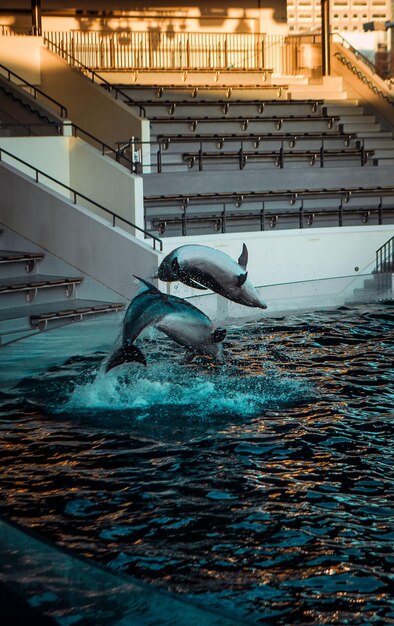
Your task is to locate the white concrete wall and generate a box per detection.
[0,136,70,197]
[39,45,148,151]
[69,137,144,231]
[0,136,144,230]
[0,162,160,299]
[0,36,41,83]
[159,225,394,318]
[0,36,150,164]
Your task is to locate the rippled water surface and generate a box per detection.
[1,303,393,625]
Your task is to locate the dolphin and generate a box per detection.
[105,277,226,371]
[157,244,267,309]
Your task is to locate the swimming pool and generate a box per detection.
[0,302,393,624]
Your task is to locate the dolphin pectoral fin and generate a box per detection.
[212,327,226,343]
[237,271,248,287]
[238,243,248,270]
[105,344,147,372]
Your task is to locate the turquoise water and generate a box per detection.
[0,302,393,624]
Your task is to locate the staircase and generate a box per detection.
[352,236,394,303]
[0,228,125,347]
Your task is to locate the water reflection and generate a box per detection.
[0,302,393,624]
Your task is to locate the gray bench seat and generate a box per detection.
[0,275,83,301]
[144,186,394,209]
[150,115,340,132]
[157,131,356,149]
[182,147,374,169]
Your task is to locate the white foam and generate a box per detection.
[61,361,312,419]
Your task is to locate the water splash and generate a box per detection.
[59,360,313,419]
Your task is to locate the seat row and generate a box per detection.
[144,186,394,236]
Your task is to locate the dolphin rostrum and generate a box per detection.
[105,277,226,371]
[158,244,267,309]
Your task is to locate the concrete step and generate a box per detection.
[323,105,365,116]
[0,274,83,307]
[289,90,347,100]
[338,115,376,125]
[0,249,44,277]
[357,138,394,150]
[341,122,382,133]
[357,130,393,139]
[0,298,125,346]
[374,157,394,166]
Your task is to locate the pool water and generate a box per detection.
[0,302,393,625]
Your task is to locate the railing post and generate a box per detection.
[157,143,162,174]
[299,199,304,228]
[260,202,265,231]
[182,201,187,236]
[239,141,245,170]
[339,198,343,226]
[320,140,325,167]
[279,141,284,168]
[361,140,365,166]
[198,142,203,171]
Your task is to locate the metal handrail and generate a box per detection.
[120,136,371,174]
[148,201,394,236]
[375,236,393,297]
[68,123,134,170]
[332,32,381,77]
[0,63,68,118]
[332,42,394,108]
[145,186,394,207]
[0,147,162,251]
[0,120,134,170]
[43,36,146,118]
[0,121,62,135]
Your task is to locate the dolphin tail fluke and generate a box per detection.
[105,344,147,372]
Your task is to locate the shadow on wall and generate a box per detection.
[2,0,288,33]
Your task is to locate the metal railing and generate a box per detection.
[153,138,370,173]
[43,30,322,76]
[375,236,394,298]
[144,187,394,236]
[0,63,68,118]
[0,25,32,36]
[0,121,62,136]
[332,33,382,78]
[43,36,146,118]
[0,121,135,171]
[0,147,162,251]
[332,42,394,109]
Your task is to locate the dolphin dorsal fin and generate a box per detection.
[238,243,248,270]
[133,275,161,293]
[237,271,248,287]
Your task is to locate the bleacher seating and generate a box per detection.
[144,187,394,236]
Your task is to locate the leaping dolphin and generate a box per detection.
[158,244,267,310]
[105,277,226,372]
